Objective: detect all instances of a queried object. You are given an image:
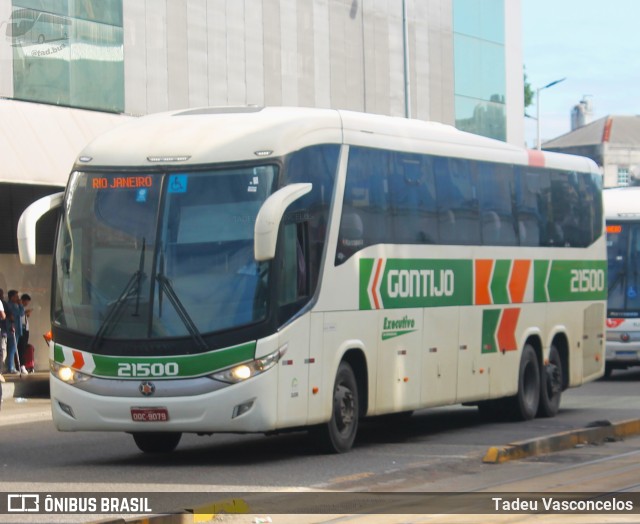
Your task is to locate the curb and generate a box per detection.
[2,380,15,399]
[1,372,50,399]
[93,498,251,524]
[483,418,640,463]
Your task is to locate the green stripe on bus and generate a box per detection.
[546,260,607,302]
[54,341,257,379]
[377,258,473,309]
[54,344,65,363]
[359,258,375,310]
[534,260,550,302]
[481,309,500,353]
[490,260,511,305]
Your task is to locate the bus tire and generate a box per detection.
[312,361,359,453]
[538,345,562,418]
[132,432,182,453]
[508,344,540,421]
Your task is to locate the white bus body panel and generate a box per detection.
[45,108,605,435]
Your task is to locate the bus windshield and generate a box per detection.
[607,222,640,318]
[53,166,276,340]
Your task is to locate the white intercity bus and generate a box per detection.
[18,107,606,454]
[604,187,640,376]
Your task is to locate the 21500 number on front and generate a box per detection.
[118,362,179,377]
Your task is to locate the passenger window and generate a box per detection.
[390,154,438,244]
[283,144,339,290]
[515,168,550,247]
[336,147,390,264]
[434,157,480,245]
[477,161,517,246]
[549,170,582,247]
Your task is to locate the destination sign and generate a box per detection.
[92,176,154,189]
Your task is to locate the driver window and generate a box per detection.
[279,222,309,307]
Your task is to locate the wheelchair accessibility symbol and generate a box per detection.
[168,174,188,193]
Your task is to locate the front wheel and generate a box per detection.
[538,345,563,418]
[132,432,182,453]
[311,361,359,453]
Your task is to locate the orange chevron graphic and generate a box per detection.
[509,260,531,303]
[475,259,493,305]
[497,308,520,351]
[72,350,85,370]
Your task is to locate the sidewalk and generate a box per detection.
[1,370,50,399]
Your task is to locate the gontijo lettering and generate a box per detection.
[387,269,454,298]
[92,176,153,189]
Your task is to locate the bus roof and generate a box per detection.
[75,106,599,173]
[604,187,640,220]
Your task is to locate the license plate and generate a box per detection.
[131,407,169,422]
[616,351,638,359]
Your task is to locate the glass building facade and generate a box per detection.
[8,0,123,111]
[1,0,520,141]
[453,0,507,141]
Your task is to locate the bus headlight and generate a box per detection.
[50,361,90,384]
[211,345,286,384]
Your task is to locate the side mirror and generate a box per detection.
[254,183,312,261]
[17,192,65,265]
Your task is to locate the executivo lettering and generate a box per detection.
[382,315,417,341]
[383,315,415,330]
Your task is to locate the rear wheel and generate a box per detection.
[538,345,563,418]
[132,432,182,453]
[312,361,359,453]
[508,344,540,421]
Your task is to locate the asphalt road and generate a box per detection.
[0,368,639,523]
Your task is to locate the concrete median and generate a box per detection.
[483,418,640,463]
[1,371,49,399]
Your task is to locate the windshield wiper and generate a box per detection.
[90,239,146,351]
[155,272,209,352]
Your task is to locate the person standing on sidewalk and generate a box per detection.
[6,290,24,374]
[0,289,7,374]
[17,294,32,373]
[0,298,6,408]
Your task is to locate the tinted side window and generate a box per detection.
[336,147,390,264]
[390,153,438,244]
[514,168,550,247]
[283,144,339,292]
[434,157,481,245]
[477,161,517,246]
[336,147,601,259]
[572,171,603,246]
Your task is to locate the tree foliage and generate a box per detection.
[524,69,534,111]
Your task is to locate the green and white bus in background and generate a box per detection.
[604,187,640,377]
[19,107,606,454]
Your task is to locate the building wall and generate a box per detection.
[603,144,640,188]
[1,0,524,142]
[504,0,524,146]
[122,0,457,125]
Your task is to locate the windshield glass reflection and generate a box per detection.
[53,166,276,340]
